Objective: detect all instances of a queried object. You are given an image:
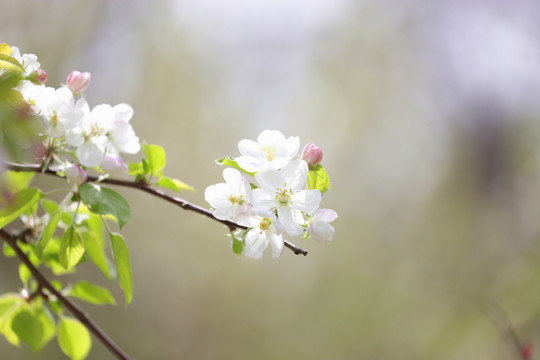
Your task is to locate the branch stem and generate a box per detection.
[0,229,133,360]
[5,162,308,256]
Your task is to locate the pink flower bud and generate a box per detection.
[301,142,323,167]
[32,69,47,84]
[66,70,91,94]
[100,155,128,177]
[65,162,88,185]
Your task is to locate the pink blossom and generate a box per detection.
[301,142,323,167]
[66,70,91,94]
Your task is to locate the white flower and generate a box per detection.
[34,86,85,137]
[205,168,252,224]
[11,46,40,75]
[236,130,299,172]
[244,213,284,259]
[67,103,140,167]
[251,158,321,236]
[100,154,128,177]
[308,209,337,243]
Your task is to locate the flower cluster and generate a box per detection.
[4,44,140,183]
[205,130,337,259]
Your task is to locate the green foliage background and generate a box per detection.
[2,1,540,359]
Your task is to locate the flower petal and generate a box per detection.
[244,229,268,259]
[292,189,321,214]
[308,221,335,243]
[312,209,338,222]
[255,169,283,192]
[268,231,284,258]
[238,139,262,158]
[257,130,284,147]
[281,159,308,192]
[277,206,304,236]
[251,188,277,210]
[77,141,104,167]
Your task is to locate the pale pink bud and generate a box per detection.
[66,70,91,94]
[100,155,128,177]
[65,162,88,185]
[31,69,47,84]
[301,142,323,167]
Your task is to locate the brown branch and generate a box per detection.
[0,229,133,360]
[5,162,308,256]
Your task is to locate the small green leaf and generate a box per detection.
[68,281,116,305]
[156,176,195,193]
[128,162,143,176]
[79,184,131,229]
[40,198,59,215]
[307,164,331,194]
[110,233,132,305]
[216,157,255,176]
[59,226,85,270]
[58,316,91,360]
[232,233,244,255]
[2,242,15,257]
[143,144,166,176]
[11,307,55,352]
[0,53,24,72]
[81,231,112,281]
[0,294,23,346]
[0,188,44,229]
[18,263,32,287]
[35,211,61,258]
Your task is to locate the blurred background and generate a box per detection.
[3,0,540,359]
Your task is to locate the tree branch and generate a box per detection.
[0,229,133,360]
[4,162,308,256]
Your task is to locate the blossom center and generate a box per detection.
[259,217,272,232]
[50,111,59,125]
[89,123,104,137]
[275,187,292,206]
[262,146,276,161]
[228,194,246,206]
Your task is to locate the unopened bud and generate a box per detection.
[301,142,323,167]
[521,342,534,360]
[66,70,91,94]
[100,155,128,177]
[65,162,88,185]
[31,69,47,84]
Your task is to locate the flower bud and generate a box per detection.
[66,70,91,94]
[65,162,88,185]
[31,69,47,84]
[301,142,323,167]
[100,155,128,177]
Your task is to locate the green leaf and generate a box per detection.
[307,164,331,195]
[58,316,91,360]
[68,281,116,305]
[0,188,44,229]
[0,53,24,72]
[110,233,132,305]
[35,211,61,258]
[11,307,55,352]
[216,157,256,176]
[3,241,15,257]
[143,144,166,176]
[2,171,35,193]
[79,184,131,229]
[81,231,112,281]
[18,263,32,287]
[128,162,143,176]
[232,233,244,255]
[156,176,194,192]
[40,198,59,215]
[59,226,85,270]
[0,294,23,346]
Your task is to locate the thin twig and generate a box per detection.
[4,161,309,256]
[0,229,133,360]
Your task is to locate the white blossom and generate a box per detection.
[251,159,321,236]
[308,209,337,243]
[236,130,299,173]
[244,213,284,259]
[205,168,252,224]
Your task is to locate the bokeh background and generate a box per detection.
[3,0,540,359]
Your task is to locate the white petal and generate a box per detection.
[66,128,84,147]
[77,142,105,167]
[204,183,232,208]
[257,130,284,147]
[238,139,263,158]
[268,231,284,257]
[312,209,338,222]
[282,159,308,192]
[277,206,304,236]
[244,229,268,259]
[251,189,278,210]
[235,155,264,173]
[292,189,321,214]
[284,135,300,156]
[113,103,134,123]
[308,221,335,243]
[255,169,283,192]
